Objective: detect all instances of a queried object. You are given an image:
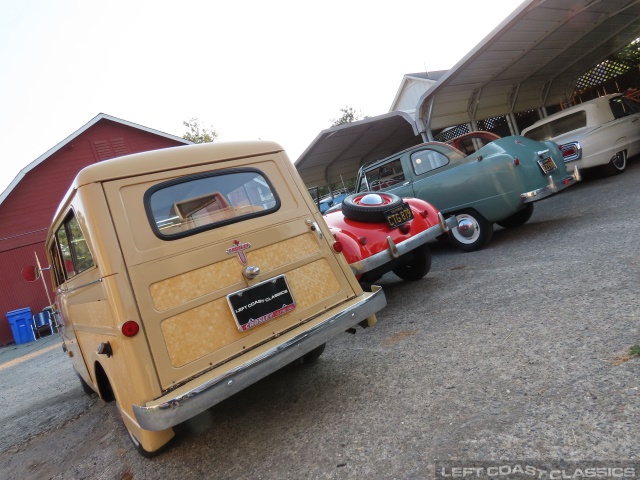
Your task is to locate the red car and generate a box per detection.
[323,192,456,283]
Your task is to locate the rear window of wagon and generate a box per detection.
[145,168,280,239]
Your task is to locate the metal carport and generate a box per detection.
[295,0,640,188]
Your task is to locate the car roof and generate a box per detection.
[522,94,622,134]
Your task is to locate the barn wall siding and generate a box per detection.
[0,118,186,344]
[0,243,52,345]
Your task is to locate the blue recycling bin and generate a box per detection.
[6,307,35,345]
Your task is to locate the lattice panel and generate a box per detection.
[575,38,640,91]
[434,124,469,142]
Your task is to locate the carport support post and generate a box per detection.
[506,113,519,135]
[422,97,435,142]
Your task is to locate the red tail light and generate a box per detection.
[399,223,411,234]
[560,145,577,158]
[333,241,343,253]
[121,320,140,337]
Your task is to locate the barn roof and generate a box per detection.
[0,113,192,205]
[295,0,640,188]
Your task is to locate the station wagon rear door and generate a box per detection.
[103,151,358,391]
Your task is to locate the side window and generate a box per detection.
[623,97,640,114]
[609,97,629,119]
[524,111,587,141]
[53,211,95,280]
[362,159,405,191]
[145,168,280,239]
[48,241,66,287]
[411,149,450,175]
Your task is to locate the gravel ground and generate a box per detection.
[1,163,638,480]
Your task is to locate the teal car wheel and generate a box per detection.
[449,210,493,252]
[496,203,534,229]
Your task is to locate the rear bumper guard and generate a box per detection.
[349,213,457,276]
[521,166,581,203]
[133,286,386,431]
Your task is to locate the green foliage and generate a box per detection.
[331,107,369,127]
[630,345,640,356]
[183,118,218,143]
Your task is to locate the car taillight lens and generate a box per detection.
[122,320,139,337]
[333,241,343,253]
[560,145,577,158]
[399,223,411,234]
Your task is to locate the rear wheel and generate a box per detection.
[449,210,493,252]
[301,343,326,364]
[601,150,626,176]
[127,429,161,458]
[392,245,432,281]
[496,203,534,229]
[77,373,95,395]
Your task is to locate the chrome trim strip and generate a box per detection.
[60,278,103,294]
[520,166,581,203]
[133,286,386,431]
[349,215,457,276]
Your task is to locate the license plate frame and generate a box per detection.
[227,275,296,332]
[538,157,557,174]
[384,202,414,229]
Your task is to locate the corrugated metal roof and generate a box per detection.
[295,0,640,188]
[418,0,640,130]
[294,112,422,188]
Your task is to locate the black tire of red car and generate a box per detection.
[341,192,404,223]
[392,245,432,281]
[600,150,627,177]
[448,209,493,252]
[496,203,534,229]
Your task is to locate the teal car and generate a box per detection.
[353,132,581,251]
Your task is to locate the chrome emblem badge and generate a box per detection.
[226,239,251,264]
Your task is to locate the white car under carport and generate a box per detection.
[521,93,640,176]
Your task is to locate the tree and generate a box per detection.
[330,107,369,127]
[183,118,218,143]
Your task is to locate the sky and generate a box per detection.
[0,0,524,195]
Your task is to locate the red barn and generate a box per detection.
[0,113,191,345]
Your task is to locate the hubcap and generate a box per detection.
[452,214,481,244]
[359,194,384,205]
[612,152,626,170]
[457,219,476,238]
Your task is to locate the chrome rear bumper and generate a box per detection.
[133,286,386,431]
[521,166,581,203]
[349,213,457,276]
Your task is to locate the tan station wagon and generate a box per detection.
[38,141,386,455]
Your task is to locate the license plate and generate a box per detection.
[538,157,557,174]
[384,202,414,229]
[227,275,295,332]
